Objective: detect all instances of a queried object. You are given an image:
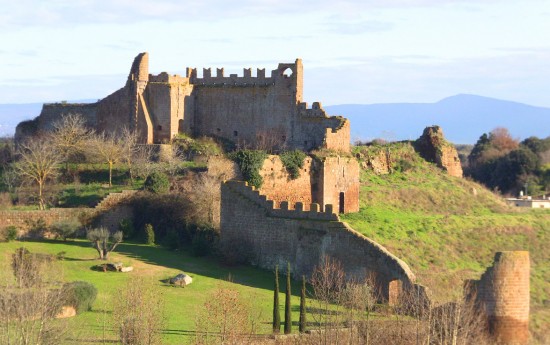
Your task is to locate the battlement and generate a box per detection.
[223,180,339,221]
[187,60,300,87]
[148,72,188,83]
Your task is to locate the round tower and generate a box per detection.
[479,251,530,345]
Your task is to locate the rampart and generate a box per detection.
[465,251,530,345]
[220,180,415,300]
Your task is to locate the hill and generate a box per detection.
[342,142,550,341]
[326,94,550,144]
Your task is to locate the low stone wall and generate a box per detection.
[0,190,137,237]
[220,180,416,300]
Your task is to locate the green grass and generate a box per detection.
[341,149,550,337]
[0,240,308,344]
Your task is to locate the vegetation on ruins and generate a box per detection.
[228,149,267,188]
[280,149,307,179]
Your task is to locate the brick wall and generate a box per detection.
[220,181,416,300]
[466,251,530,345]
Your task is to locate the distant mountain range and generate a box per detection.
[326,94,550,144]
[1,95,549,144]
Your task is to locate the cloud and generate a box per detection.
[0,0,512,29]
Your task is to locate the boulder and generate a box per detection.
[169,273,193,287]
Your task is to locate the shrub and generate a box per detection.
[50,220,80,241]
[229,150,267,188]
[6,226,18,241]
[191,226,218,257]
[144,171,170,194]
[118,218,135,239]
[144,223,155,245]
[280,150,307,179]
[62,281,98,314]
[25,217,48,238]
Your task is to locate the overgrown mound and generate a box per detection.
[342,142,550,338]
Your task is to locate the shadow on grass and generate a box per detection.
[32,239,297,295]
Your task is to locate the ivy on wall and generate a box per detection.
[280,150,307,179]
[229,150,267,188]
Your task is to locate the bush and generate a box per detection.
[51,220,80,241]
[25,217,48,238]
[118,218,135,239]
[229,150,267,188]
[62,281,98,314]
[191,226,218,257]
[144,171,170,194]
[280,150,307,179]
[6,226,18,241]
[144,223,155,245]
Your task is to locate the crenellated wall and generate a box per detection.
[24,53,350,152]
[258,154,359,213]
[221,180,416,300]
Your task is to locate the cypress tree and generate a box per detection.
[299,275,307,333]
[284,262,292,334]
[273,265,281,333]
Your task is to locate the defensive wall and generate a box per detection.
[259,154,359,213]
[220,180,416,300]
[465,251,530,345]
[0,190,136,237]
[20,53,350,153]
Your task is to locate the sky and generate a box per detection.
[0,0,549,107]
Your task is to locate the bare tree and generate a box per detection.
[13,138,61,209]
[50,113,93,169]
[194,285,260,345]
[87,132,126,187]
[132,144,157,179]
[86,227,123,260]
[0,248,69,345]
[113,276,165,345]
[119,127,140,183]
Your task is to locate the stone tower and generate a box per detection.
[468,251,530,345]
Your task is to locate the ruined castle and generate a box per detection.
[25,53,349,153]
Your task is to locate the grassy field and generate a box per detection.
[341,151,550,339]
[0,239,307,344]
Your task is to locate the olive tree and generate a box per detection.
[87,227,123,260]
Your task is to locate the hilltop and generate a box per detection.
[342,142,550,340]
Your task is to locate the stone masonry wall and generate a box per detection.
[466,251,530,345]
[0,190,137,237]
[221,180,415,300]
[258,155,359,214]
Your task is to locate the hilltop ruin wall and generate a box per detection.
[220,180,415,299]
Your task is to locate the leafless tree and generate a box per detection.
[132,144,157,179]
[113,276,165,345]
[87,132,126,186]
[0,248,69,345]
[194,285,260,345]
[50,113,93,169]
[13,138,61,209]
[119,127,141,183]
[86,227,123,260]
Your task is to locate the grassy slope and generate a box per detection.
[341,146,550,335]
[0,240,304,344]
